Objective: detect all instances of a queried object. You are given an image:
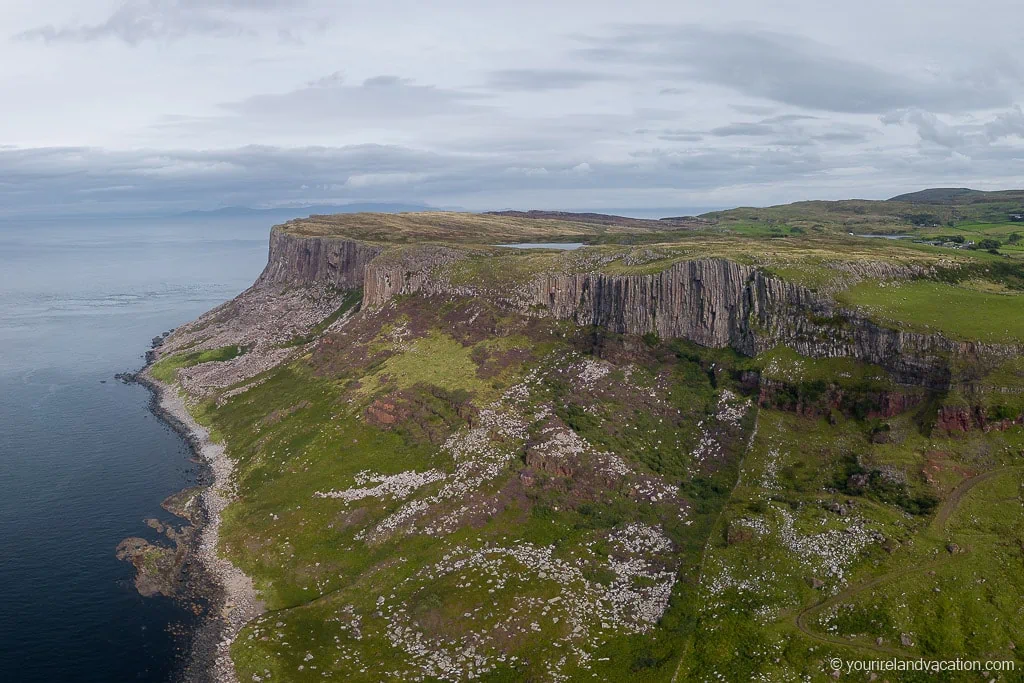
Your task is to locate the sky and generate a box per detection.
[2,0,1024,217]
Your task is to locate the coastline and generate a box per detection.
[134,368,264,683]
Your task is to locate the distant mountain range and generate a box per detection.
[173,202,440,220]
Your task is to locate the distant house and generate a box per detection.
[1011,214,1024,222]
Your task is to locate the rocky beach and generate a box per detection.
[124,359,265,683]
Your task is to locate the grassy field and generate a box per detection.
[837,280,1024,343]
[682,403,1024,681]
[159,290,1024,680]
[182,299,768,681]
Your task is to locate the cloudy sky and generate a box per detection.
[2,0,1024,216]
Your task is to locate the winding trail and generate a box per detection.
[929,466,1016,530]
[792,465,1023,656]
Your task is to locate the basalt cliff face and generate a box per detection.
[257,227,385,289]
[260,229,1018,389]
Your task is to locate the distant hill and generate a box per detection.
[888,188,1024,205]
[887,188,980,204]
[698,187,1024,234]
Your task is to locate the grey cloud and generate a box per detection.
[3,129,1023,218]
[984,106,1024,140]
[814,131,870,143]
[221,75,483,120]
[15,0,309,45]
[711,122,776,137]
[485,69,615,91]
[730,104,776,116]
[762,115,819,124]
[709,115,871,146]
[0,142,813,216]
[882,106,1024,154]
[0,144,449,216]
[362,75,413,88]
[158,75,489,135]
[578,25,1022,114]
[307,71,344,88]
[657,133,703,142]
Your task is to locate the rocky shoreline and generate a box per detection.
[120,351,264,683]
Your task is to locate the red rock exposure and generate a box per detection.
[935,406,981,433]
[756,378,923,420]
[935,405,1024,434]
[365,397,403,426]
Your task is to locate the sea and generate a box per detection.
[0,217,269,682]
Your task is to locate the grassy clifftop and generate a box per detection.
[273,203,1024,346]
[276,211,682,244]
[279,188,1024,246]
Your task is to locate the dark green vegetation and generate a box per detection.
[706,187,1024,239]
[159,189,1024,681]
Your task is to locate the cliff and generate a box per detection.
[257,227,385,289]
[253,229,1016,389]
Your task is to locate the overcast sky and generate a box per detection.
[2,0,1024,216]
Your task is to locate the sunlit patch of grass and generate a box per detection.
[150,344,245,382]
[357,330,491,398]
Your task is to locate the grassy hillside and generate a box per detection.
[155,191,1024,682]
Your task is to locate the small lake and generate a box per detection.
[495,242,585,250]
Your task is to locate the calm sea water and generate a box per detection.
[0,218,269,682]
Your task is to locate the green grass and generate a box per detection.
[681,402,1024,681]
[150,344,245,382]
[357,330,492,397]
[838,280,1024,343]
[165,234,1024,681]
[200,327,1024,681]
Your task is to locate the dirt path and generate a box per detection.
[794,559,948,657]
[793,465,1022,656]
[930,466,1018,531]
